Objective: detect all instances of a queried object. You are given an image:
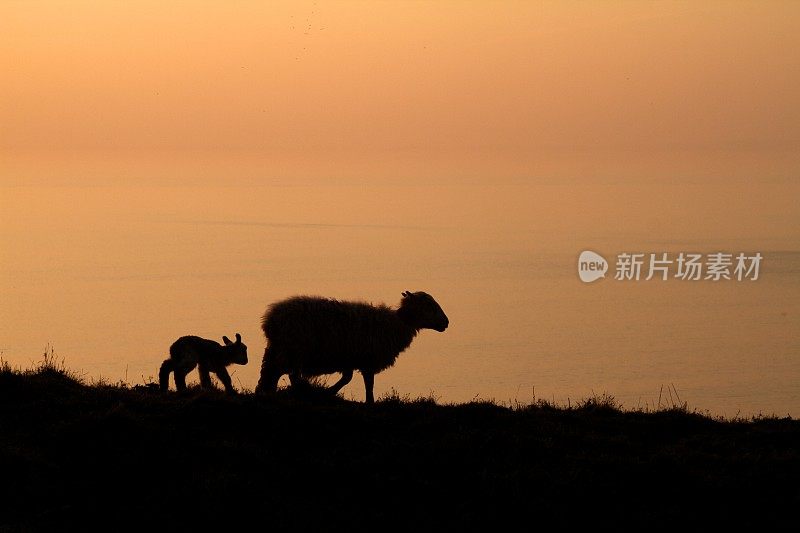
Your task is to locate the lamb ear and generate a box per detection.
[222,336,233,346]
[235,333,241,343]
[402,291,412,298]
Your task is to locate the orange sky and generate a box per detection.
[2,1,799,182]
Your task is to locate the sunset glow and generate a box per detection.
[2,1,799,414]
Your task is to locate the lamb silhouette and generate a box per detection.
[255,291,449,403]
[159,334,248,394]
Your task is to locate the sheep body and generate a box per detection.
[255,291,448,403]
[262,297,416,374]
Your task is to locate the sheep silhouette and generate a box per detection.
[159,334,248,394]
[255,291,449,403]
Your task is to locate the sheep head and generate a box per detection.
[399,291,449,332]
[222,332,249,365]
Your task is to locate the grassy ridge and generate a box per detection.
[1,358,798,531]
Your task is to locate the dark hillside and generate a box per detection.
[1,362,798,531]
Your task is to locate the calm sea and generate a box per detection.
[1,179,797,416]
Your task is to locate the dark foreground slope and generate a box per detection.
[1,365,798,532]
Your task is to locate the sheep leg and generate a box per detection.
[174,369,189,392]
[256,358,282,394]
[159,359,174,392]
[198,364,213,389]
[288,372,306,386]
[362,371,375,405]
[256,371,281,394]
[328,370,353,395]
[256,347,282,394]
[215,367,235,394]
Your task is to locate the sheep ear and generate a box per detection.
[222,336,233,346]
[235,333,241,343]
[402,291,412,298]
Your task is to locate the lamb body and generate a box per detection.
[159,333,248,394]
